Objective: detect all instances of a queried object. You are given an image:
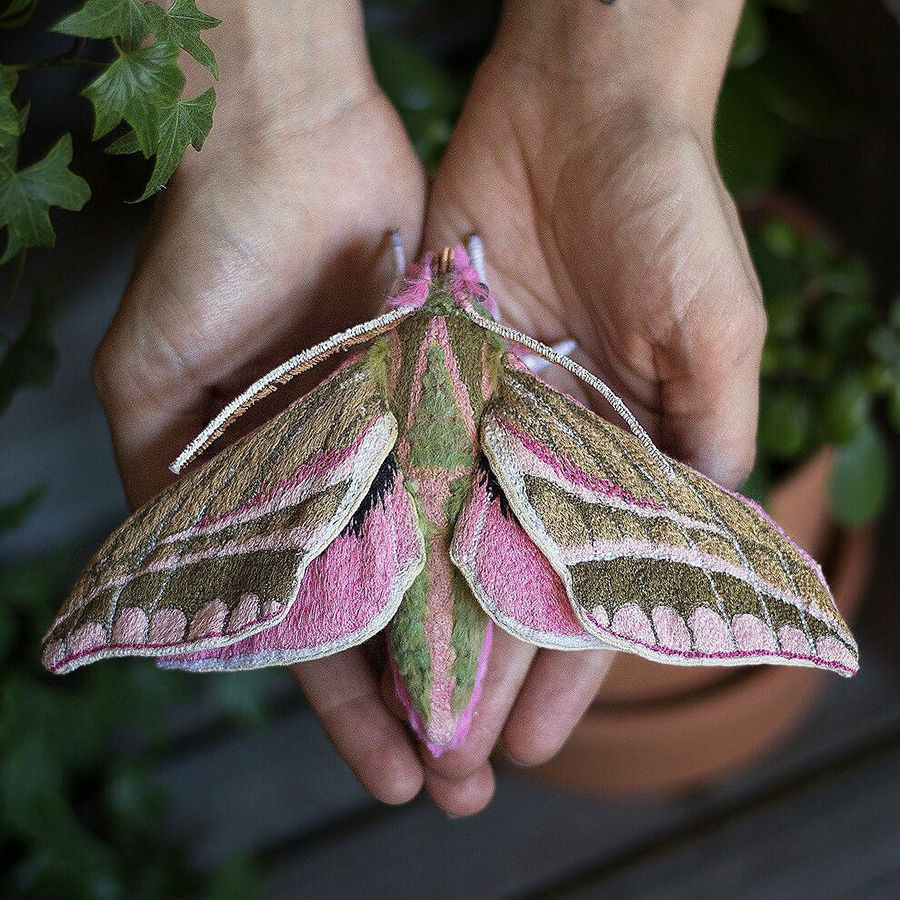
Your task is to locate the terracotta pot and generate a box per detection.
[527,448,873,795]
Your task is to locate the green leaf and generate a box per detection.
[742,37,852,133]
[817,255,872,300]
[715,71,793,200]
[820,374,870,445]
[829,421,891,527]
[105,127,143,155]
[758,388,811,461]
[54,0,153,48]
[136,88,214,199]
[868,325,900,366]
[0,134,90,261]
[147,0,221,78]
[82,41,185,154]
[760,218,798,258]
[0,67,21,149]
[816,293,873,351]
[0,286,56,413]
[731,1,767,69]
[0,487,43,534]
[748,225,803,302]
[0,0,38,28]
[368,29,462,171]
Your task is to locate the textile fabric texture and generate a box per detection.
[43,244,858,758]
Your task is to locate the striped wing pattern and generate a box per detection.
[480,364,858,677]
[161,455,426,670]
[42,353,399,674]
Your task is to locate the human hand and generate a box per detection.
[419,0,766,810]
[92,0,433,808]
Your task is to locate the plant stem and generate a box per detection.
[1,249,27,316]
[10,38,106,72]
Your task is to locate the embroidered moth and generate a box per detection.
[42,237,858,756]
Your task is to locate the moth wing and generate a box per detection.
[42,351,400,674]
[162,454,425,669]
[480,363,858,676]
[450,461,608,651]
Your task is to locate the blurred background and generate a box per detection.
[1,0,899,896]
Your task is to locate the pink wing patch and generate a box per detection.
[163,457,425,670]
[159,465,425,671]
[451,465,607,651]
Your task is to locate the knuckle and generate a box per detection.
[91,331,126,410]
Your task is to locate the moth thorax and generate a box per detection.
[436,247,454,276]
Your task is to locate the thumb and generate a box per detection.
[652,287,767,489]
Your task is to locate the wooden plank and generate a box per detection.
[256,642,900,900]
[555,726,900,900]
[154,704,373,870]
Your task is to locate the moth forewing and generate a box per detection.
[477,364,858,677]
[42,348,405,674]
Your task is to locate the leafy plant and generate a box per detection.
[0,1,894,894]
[747,217,898,526]
[1,0,218,267]
[0,519,274,897]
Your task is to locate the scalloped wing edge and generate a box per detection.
[481,415,858,678]
[41,414,400,674]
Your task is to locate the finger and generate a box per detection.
[420,628,536,781]
[290,649,424,806]
[652,284,767,489]
[379,664,409,721]
[502,648,615,767]
[425,763,496,818]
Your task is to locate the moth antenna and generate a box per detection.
[464,308,676,479]
[466,234,487,283]
[389,230,406,283]
[170,306,414,475]
[523,338,578,373]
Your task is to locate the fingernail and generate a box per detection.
[504,750,534,768]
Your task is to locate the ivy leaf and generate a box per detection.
[137,88,214,199]
[54,0,153,48]
[0,67,20,150]
[0,286,57,414]
[104,128,143,156]
[82,40,185,155]
[148,0,221,78]
[0,134,91,263]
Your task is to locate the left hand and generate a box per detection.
[417,0,766,813]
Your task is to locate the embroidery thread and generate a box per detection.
[41,237,859,757]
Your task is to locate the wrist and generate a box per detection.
[189,0,375,107]
[492,0,744,131]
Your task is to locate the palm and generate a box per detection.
[98,83,425,503]
[411,55,767,798]
[426,57,765,488]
